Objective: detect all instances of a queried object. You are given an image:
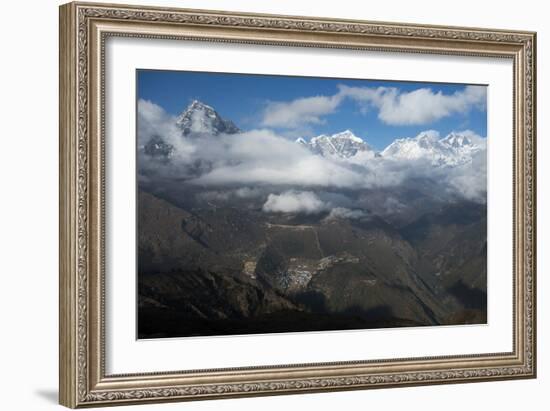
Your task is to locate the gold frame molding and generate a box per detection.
[59,2,537,408]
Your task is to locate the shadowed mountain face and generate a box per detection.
[138,189,486,338]
[137,99,487,339]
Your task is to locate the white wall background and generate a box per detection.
[0,0,546,409]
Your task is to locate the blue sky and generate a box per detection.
[137,69,487,151]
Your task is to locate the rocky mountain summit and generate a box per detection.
[176,100,241,136]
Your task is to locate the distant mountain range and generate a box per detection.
[141,100,486,168]
[381,130,486,167]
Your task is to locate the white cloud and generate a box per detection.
[137,99,195,162]
[262,191,328,214]
[458,129,488,150]
[196,187,266,203]
[338,84,486,125]
[326,207,369,220]
[191,129,367,188]
[258,84,486,129]
[261,95,342,128]
[445,149,487,202]
[234,187,265,198]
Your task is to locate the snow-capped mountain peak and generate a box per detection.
[382,131,485,167]
[176,99,240,136]
[416,131,440,146]
[440,132,474,148]
[382,131,441,159]
[331,129,365,144]
[301,130,377,159]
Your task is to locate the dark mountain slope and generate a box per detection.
[138,189,486,338]
[400,202,487,323]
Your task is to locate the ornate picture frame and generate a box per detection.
[59,2,536,408]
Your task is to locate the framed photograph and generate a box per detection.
[59,2,537,408]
